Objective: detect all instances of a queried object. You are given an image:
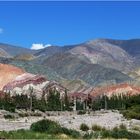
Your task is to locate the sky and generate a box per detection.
[0,1,140,49]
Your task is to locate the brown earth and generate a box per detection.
[89,83,140,98]
[0,63,25,90]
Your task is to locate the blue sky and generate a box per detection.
[0,1,140,49]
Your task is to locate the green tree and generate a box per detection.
[34,96,47,112]
[46,89,61,111]
[3,94,15,112]
[13,94,30,110]
[63,90,71,111]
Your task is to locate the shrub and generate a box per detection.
[77,110,86,115]
[101,129,110,138]
[4,114,15,119]
[61,127,81,138]
[101,127,107,131]
[30,119,62,134]
[102,127,140,139]
[30,119,81,138]
[121,110,140,120]
[18,113,29,117]
[83,132,94,139]
[111,129,140,139]
[119,124,126,130]
[6,107,15,113]
[112,126,119,132]
[92,124,102,131]
[80,123,89,131]
[132,126,140,131]
[46,113,50,116]
[72,117,75,119]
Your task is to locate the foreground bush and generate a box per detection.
[92,124,102,131]
[82,128,140,139]
[119,123,127,130]
[30,119,81,138]
[80,123,89,131]
[30,119,61,134]
[100,126,140,139]
[61,127,81,138]
[121,110,140,120]
[108,129,140,139]
[83,132,94,139]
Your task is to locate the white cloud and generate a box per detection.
[30,43,51,50]
[0,28,3,34]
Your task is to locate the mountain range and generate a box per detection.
[0,38,140,91]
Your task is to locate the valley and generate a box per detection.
[0,39,140,139]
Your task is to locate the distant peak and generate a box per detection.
[86,38,140,44]
[85,38,110,45]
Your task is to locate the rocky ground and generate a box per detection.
[46,110,140,131]
[0,117,42,131]
[0,110,140,131]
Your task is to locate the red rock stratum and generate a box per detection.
[0,63,24,90]
[89,83,140,98]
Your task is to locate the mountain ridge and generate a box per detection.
[0,38,140,89]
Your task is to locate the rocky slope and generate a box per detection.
[42,52,132,86]
[128,68,140,86]
[105,39,140,57]
[1,38,140,92]
[89,83,140,98]
[0,43,37,56]
[0,63,25,90]
[68,39,134,72]
[0,48,11,58]
[61,79,91,94]
[33,38,139,72]
[3,73,48,98]
[14,54,35,61]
